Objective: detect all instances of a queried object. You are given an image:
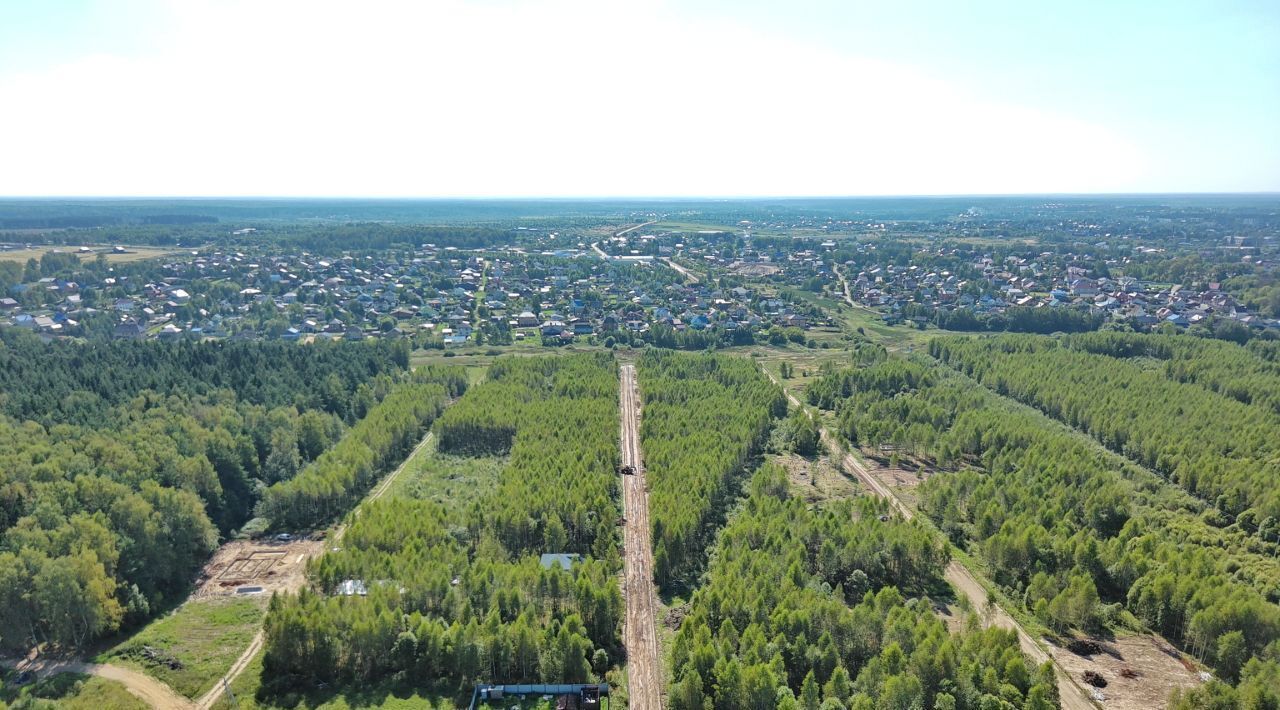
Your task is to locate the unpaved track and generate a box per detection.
[367,432,434,504]
[199,428,437,707]
[2,656,194,709]
[661,258,699,284]
[763,368,1097,710]
[615,220,657,238]
[619,364,662,710]
[194,630,264,709]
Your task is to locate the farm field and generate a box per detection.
[0,244,183,263]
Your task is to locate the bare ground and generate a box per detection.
[620,364,662,710]
[775,450,862,504]
[193,538,322,598]
[1047,635,1202,710]
[1,656,194,709]
[933,602,968,635]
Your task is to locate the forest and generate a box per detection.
[1,220,519,251]
[808,356,1280,690]
[260,354,624,699]
[930,333,1280,523]
[256,363,467,529]
[637,350,787,593]
[900,303,1106,334]
[668,464,1059,710]
[0,333,421,652]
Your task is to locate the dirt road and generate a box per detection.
[661,258,700,284]
[615,220,657,237]
[591,221,660,261]
[619,364,662,710]
[2,656,194,709]
[834,265,891,319]
[366,432,434,505]
[194,630,263,709]
[197,428,437,706]
[764,369,1098,710]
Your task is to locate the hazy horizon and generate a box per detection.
[2,192,1278,201]
[2,0,1277,197]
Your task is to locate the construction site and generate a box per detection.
[193,536,323,598]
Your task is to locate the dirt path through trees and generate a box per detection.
[620,364,662,710]
[764,366,1099,710]
[193,630,263,709]
[661,258,699,284]
[366,432,434,505]
[196,428,437,707]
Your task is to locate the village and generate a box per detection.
[843,249,1280,333]
[627,224,1280,335]
[3,204,1277,346]
[0,238,818,346]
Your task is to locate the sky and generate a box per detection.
[0,0,1276,197]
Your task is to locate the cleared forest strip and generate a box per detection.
[620,364,662,710]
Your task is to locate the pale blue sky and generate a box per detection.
[0,0,1276,196]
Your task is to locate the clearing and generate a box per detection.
[100,596,267,700]
[1047,635,1202,710]
[193,537,322,598]
[620,364,662,710]
[381,433,506,506]
[773,450,862,505]
[0,244,182,263]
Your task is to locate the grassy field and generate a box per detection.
[410,341,607,370]
[785,286,951,351]
[99,596,268,700]
[211,366,511,710]
[0,244,183,263]
[0,669,146,710]
[649,220,850,240]
[381,432,508,505]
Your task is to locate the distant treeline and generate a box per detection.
[0,214,217,229]
[3,194,1275,235]
[1,222,519,250]
[900,303,1107,334]
[0,330,410,425]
